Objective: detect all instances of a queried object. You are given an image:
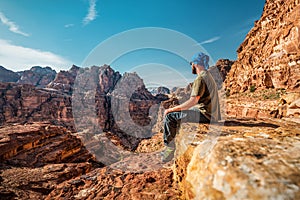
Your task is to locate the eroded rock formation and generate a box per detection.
[46,167,179,200]
[0,65,166,150]
[225,0,300,93]
[47,65,79,94]
[72,66,164,150]
[0,122,93,167]
[174,119,300,199]
[0,82,74,130]
[17,66,57,88]
[0,122,94,199]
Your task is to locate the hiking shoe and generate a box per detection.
[161,146,175,163]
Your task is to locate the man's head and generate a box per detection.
[190,52,210,74]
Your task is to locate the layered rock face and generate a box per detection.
[72,66,162,150]
[0,64,164,150]
[47,65,79,94]
[225,0,300,93]
[0,82,74,129]
[17,66,57,88]
[0,123,93,167]
[0,122,94,199]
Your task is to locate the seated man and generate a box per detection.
[161,52,221,162]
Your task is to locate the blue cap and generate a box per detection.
[191,52,209,69]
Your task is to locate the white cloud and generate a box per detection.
[196,36,221,45]
[0,11,29,37]
[0,39,73,72]
[83,0,97,25]
[64,23,74,28]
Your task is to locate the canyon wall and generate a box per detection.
[0,65,166,150]
[225,0,300,94]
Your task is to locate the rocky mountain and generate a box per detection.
[223,0,300,122]
[17,66,57,88]
[148,86,170,95]
[225,0,300,94]
[0,65,166,150]
[0,66,20,82]
[46,65,79,94]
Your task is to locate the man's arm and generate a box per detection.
[164,96,200,116]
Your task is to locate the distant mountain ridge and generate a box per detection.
[0,65,57,88]
[0,66,20,82]
[17,66,57,88]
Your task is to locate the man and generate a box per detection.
[161,52,221,162]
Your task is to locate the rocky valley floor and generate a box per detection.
[0,116,299,199]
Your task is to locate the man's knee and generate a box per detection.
[164,112,175,123]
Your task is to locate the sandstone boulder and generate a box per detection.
[174,119,300,200]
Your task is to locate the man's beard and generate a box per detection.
[192,66,197,74]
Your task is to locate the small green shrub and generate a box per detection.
[249,85,256,92]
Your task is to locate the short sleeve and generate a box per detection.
[190,77,205,97]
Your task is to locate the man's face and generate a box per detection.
[191,63,197,74]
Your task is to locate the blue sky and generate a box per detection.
[0,0,265,87]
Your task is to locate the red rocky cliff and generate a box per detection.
[47,65,79,94]
[225,0,300,93]
[0,82,74,130]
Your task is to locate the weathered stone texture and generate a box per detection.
[0,82,74,129]
[47,65,79,94]
[0,123,93,167]
[174,120,300,200]
[46,167,179,200]
[225,0,300,93]
[0,123,94,199]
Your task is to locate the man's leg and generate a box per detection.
[162,110,209,162]
[163,111,183,147]
[163,110,209,145]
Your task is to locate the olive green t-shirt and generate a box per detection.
[190,70,221,122]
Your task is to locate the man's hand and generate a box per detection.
[164,107,174,117]
[163,96,200,117]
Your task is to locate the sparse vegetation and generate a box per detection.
[262,88,286,100]
[229,88,286,101]
[249,85,256,92]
